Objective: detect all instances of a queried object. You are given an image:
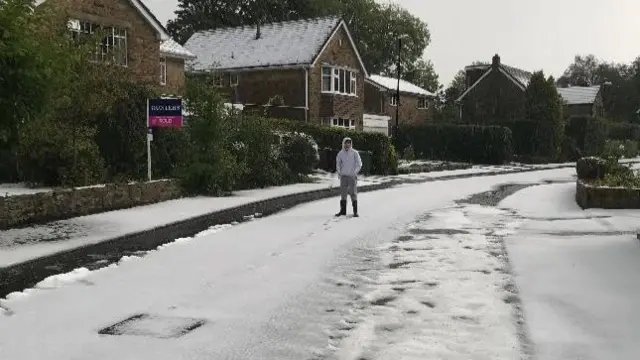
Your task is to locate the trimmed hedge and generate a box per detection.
[397,124,513,165]
[576,157,607,180]
[607,122,640,141]
[268,119,397,175]
[565,116,607,156]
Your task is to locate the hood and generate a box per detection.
[342,137,352,146]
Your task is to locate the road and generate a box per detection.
[0,168,575,360]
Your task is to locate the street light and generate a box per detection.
[394,34,408,147]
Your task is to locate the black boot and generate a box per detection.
[352,200,359,217]
[335,200,347,216]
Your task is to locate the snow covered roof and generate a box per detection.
[184,16,367,74]
[557,86,601,105]
[34,0,195,60]
[366,74,434,97]
[161,38,196,60]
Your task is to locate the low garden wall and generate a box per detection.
[0,180,181,229]
[575,179,640,209]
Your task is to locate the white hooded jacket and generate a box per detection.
[336,137,362,177]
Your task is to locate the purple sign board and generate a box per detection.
[147,98,183,128]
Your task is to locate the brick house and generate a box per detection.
[34,0,195,95]
[364,74,435,135]
[184,16,368,130]
[456,54,605,123]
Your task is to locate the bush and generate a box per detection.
[607,122,640,141]
[576,157,607,180]
[604,139,639,159]
[565,116,607,157]
[231,116,290,188]
[276,131,319,176]
[398,124,513,164]
[402,145,416,160]
[269,119,397,175]
[16,119,104,186]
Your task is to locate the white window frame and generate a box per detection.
[418,97,428,109]
[390,94,398,106]
[160,56,167,85]
[330,118,356,130]
[321,65,357,96]
[68,19,128,66]
[230,73,239,87]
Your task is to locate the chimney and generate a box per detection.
[491,54,500,69]
[255,22,261,40]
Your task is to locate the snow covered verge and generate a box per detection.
[320,205,523,360]
[499,182,640,360]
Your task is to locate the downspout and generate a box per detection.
[304,67,309,122]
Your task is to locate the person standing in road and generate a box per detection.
[335,137,362,217]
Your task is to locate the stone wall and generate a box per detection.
[575,180,640,209]
[0,180,181,229]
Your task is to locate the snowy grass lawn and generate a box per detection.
[0,168,577,360]
[499,182,640,360]
[0,179,336,267]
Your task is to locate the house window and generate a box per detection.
[214,73,225,87]
[322,68,332,92]
[332,118,355,130]
[230,73,239,87]
[159,57,167,85]
[418,97,428,109]
[390,94,398,106]
[68,19,128,66]
[321,66,357,96]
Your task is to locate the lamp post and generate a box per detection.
[394,34,407,148]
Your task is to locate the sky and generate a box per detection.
[142,0,640,88]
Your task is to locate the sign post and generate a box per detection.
[146,98,184,181]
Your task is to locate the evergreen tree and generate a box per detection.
[525,71,563,159]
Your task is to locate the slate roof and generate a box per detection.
[184,16,366,73]
[458,61,600,105]
[367,74,434,97]
[556,86,601,105]
[34,0,195,60]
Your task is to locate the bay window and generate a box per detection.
[321,66,357,95]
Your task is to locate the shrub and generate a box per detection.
[576,157,607,180]
[16,119,104,186]
[604,139,639,159]
[402,145,416,160]
[607,122,640,141]
[232,116,290,188]
[268,119,397,175]
[276,131,319,176]
[398,124,513,164]
[177,75,242,195]
[595,168,640,188]
[564,116,607,157]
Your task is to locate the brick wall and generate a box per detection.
[44,0,162,86]
[0,180,181,229]
[309,26,365,130]
[576,180,640,209]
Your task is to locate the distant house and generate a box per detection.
[364,75,435,135]
[456,54,605,123]
[34,0,195,95]
[184,16,368,130]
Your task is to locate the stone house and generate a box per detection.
[456,54,605,123]
[184,16,368,131]
[364,74,435,135]
[34,0,196,95]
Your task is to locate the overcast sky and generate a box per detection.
[143,0,640,87]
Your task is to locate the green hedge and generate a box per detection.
[607,122,640,141]
[268,119,397,175]
[397,124,513,164]
[565,116,607,156]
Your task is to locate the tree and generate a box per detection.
[392,59,440,93]
[167,0,432,78]
[525,71,563,159]
[558,54,640,122]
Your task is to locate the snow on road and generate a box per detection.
[0,168,575,360]
[500,183,640,360]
